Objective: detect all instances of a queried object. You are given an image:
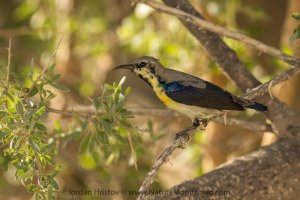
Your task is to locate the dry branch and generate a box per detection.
[243,65,300,99]
[51,105,272,132]
[137,124,199,200]
[46,107,95,122]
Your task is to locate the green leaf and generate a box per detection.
[97,131,109,145]
[0,131,8,140]
[292,12,300,21]
[112,131,127,144]
[114,90,121,103]
[15,169,25,178]
[114,101,125,112]
[47,184,54,200]
[120,110,133,117]
[50,74,61,82]
[125,87,132,96]
[16,101,24,118]
[103,102,110,112]
[79,133,91,153]
[24,110,35,122]
[50,82,70,92]
[2,156,11,171]
[35,123,47,133]
[0,110,6,118]
[88,136,95,153]
[101,118,112,134]
[96,124,109,145]
[54,120,62,131]
[27,86,39,97]
[120,119,132,128]
[290,25,300,44]
[29,138,41,152]
[92,98,100,111]
[47,63,56,74]
[4,91,14,102]
[11,72,23,86]
[36,106,46,116]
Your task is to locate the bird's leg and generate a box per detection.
[192,118,200,127]
[197,118,208,130]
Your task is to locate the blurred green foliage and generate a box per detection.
[290,12,300,46]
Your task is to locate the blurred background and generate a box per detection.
[0,0,299,199]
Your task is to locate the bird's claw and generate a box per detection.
[193,118,207,130]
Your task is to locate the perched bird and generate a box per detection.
[115,56,267,126]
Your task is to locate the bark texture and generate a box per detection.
[151,137,300,200]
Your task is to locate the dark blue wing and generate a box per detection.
[162,81,244,111]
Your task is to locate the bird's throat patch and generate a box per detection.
[134,68,172,105]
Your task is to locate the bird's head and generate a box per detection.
[114,56,162,74]
[114,56,164,86]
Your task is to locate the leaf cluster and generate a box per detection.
[0,58,144,199]
[290,13,300,46]
[0,63,65,199]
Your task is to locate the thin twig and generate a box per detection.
[46,107,94,121]
[5,37,12,90]
[137,0,300,65]
[137,124,199,200]
[0,75,5,89]
[243,65,300,100]
[213,117,272,132]
[24,36,63,99]
[61,106,272,132]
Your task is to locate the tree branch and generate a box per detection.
[137,124,199,200]
[46,107,95,122]
[55,105,272,132]
[243,65,300,100]
[213,117,272,133]
[137,0,300,66]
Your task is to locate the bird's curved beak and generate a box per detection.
[113,63,135,71]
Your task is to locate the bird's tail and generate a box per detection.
[233,96,268,112]
[244,102,268,112]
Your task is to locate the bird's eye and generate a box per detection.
[139,61,146,68]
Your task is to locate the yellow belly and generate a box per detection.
[152,79,221,120]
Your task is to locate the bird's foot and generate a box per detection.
[193,118,207,130]
[192,118,200,127]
